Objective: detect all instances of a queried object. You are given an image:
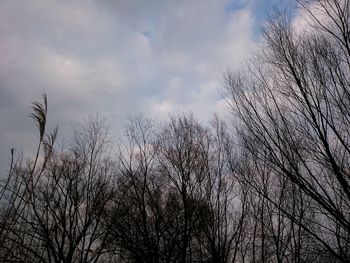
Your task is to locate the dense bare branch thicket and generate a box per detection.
[1,0,349,262]
[225,0,350,262]
[0,98,117,262]
[103,114,244,262]
[0,101,244,262]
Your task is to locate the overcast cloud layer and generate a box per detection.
[0,0,282,171]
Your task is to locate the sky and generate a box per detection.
[0,0,290,172]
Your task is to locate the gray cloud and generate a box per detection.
[0,0,266,172]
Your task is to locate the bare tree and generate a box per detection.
[225,0,350,261]
[0,97,117,262]
[105,116,168,263]
[104,114,247,263]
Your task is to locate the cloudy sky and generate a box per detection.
[0,0,290,171]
